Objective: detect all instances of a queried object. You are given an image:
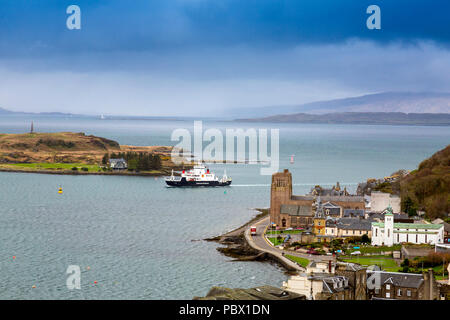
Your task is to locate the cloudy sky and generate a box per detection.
[0,0,449,116]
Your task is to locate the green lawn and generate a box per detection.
[266,229,303,235]
[6,163,101,172]
[267,237,285,246]
[339,256,399,271]
[347,244,402,254]
[285,255,309,268]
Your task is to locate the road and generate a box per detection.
[244,216,335,272]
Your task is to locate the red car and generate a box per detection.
[306,249,319,255]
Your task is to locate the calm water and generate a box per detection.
[0,115,449,299]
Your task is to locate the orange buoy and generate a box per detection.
[94,281,98,284]
[32,285,36,288]
[12,256,16,260]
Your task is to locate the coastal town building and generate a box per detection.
[343,209,365,218]
[323,218,372,239]
[335,263,367,300]
[270,170,365,229]
[371,206,444,246]
[401,246,434,260]
[282,261,353,300]
[309,183,349,197]
[323,202,342,217]
[367,269,439,300]
[109,158,128,170]
[444,222,450,243]
[369,191,401,213]
[312,198,326,236]
[367,210,413,223]
[335,218,372,238]
[283,262,368,300]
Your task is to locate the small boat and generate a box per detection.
[165,163,232,187]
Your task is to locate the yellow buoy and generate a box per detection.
[58,187,63,194]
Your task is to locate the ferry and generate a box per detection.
[165,163,232,187]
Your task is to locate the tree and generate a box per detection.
[102,153,109,165]
[402,196,417,217]
[361,234,370,244]
[401,258,410,267]
[151,154,162,170]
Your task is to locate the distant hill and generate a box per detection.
[238,112,450,126]
[0,107,14,114]
[0,107,76,116]
[230,92,450,118]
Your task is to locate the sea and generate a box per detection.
[0,114,449,299]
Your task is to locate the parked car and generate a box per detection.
[307,249,319,255]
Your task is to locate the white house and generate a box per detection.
[370,191,401,213]
[371,206,444,246]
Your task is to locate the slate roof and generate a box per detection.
[444,222,450,233]
[367,271,424,289]
[337,262,366,271]
[280,204,312,216]
[292,195,364,202]
[336,218,372,231]
[343,209,365,218]
[322,276,350,294]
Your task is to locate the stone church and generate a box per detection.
[270,169,365,229]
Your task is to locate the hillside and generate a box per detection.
[0,132,175,170]
[399,145,450,219]
[0,132,121,164]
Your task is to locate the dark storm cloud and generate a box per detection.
[0,1,448,115]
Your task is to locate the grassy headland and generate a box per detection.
[0,132,185,175]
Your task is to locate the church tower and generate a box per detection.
[384,205,394,246]
[270,169,292,227]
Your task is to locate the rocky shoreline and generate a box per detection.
[0,167,175,177]
[204,209,295,272]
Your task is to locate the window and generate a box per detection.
[397,289,402,296]
[407,290,411,297]
[386,292,390,298]
[386,284,390,290]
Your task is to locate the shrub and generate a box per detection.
[81,167,88,172]
[361,234,370,243]
[401,258,410,267]
[71,167,78,171]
